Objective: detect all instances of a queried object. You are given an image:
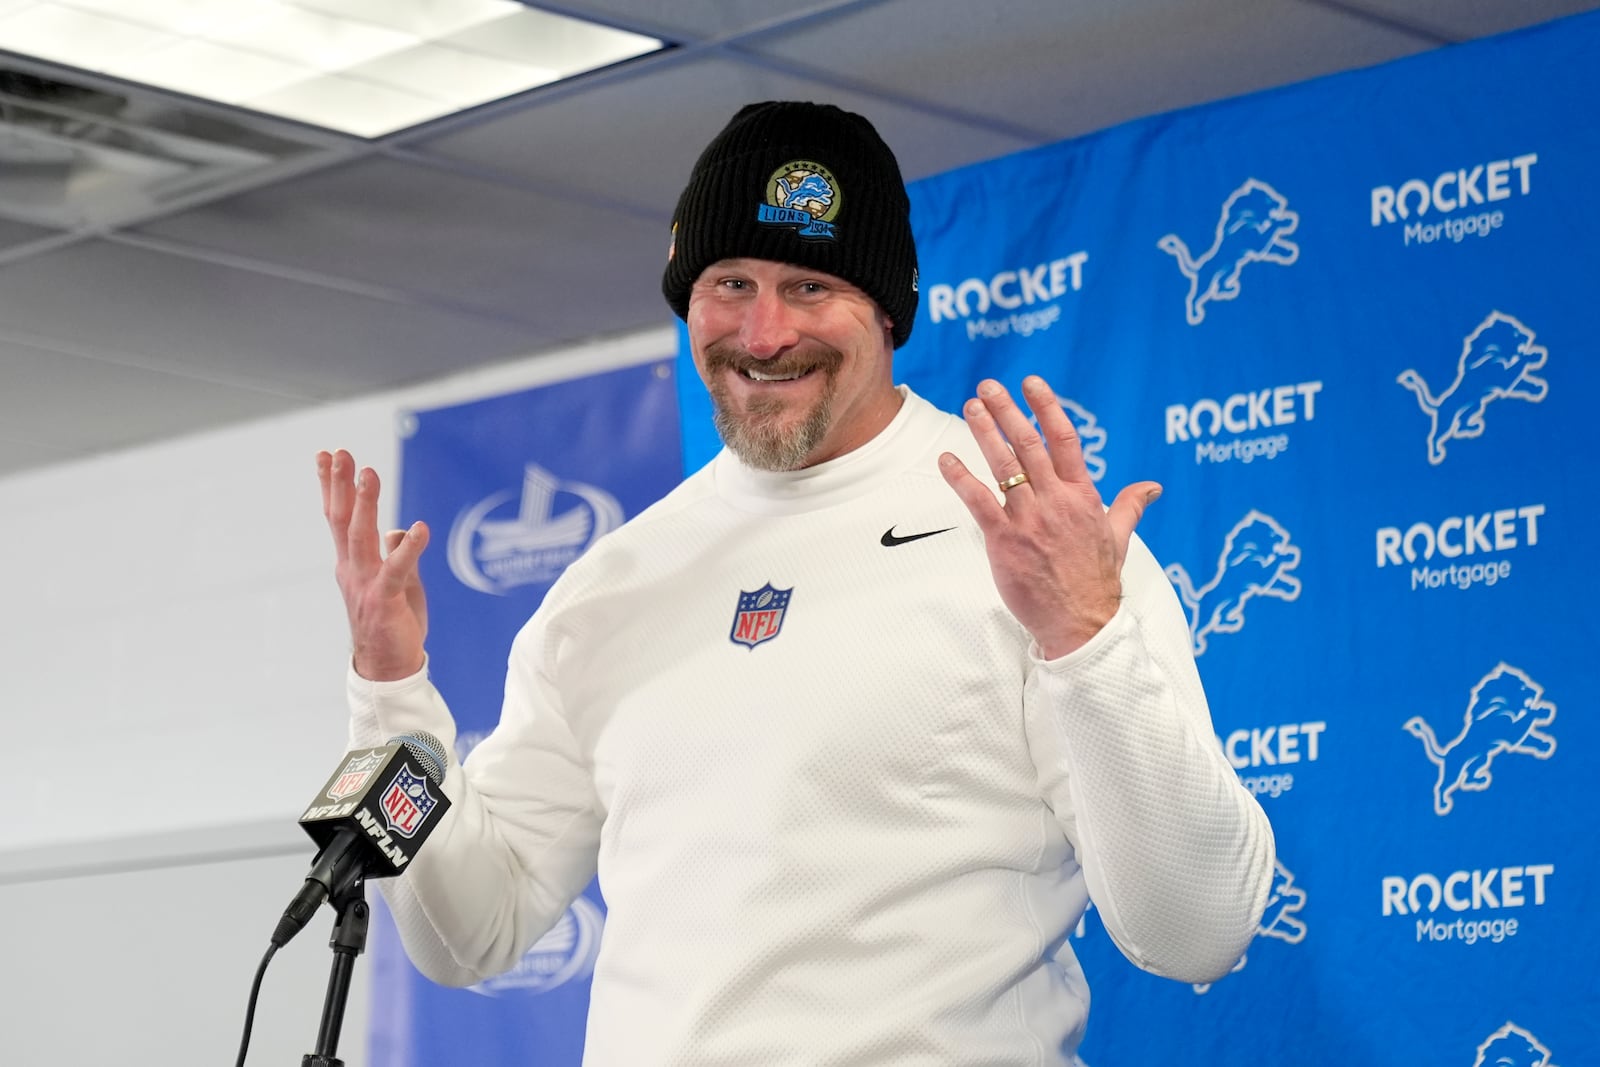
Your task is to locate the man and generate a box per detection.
[319,101,1273,1064]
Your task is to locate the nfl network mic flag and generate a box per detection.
[366,358,682,1067]
[671,12,1597,1065]
[300,742,450,875]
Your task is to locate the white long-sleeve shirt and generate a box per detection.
[348,387,1274,1065]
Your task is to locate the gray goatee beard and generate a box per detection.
[704,342,842,472]
[713,395,834,472]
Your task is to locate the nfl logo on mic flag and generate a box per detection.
[327,750,386,801]
[382,768,440,838]
[730,583,792,649]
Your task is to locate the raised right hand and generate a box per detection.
[317,449,429,681]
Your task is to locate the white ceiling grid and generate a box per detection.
[0,0,1593,477]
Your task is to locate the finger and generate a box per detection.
[385,525,431,641]
[961,395,1028,497]
[377,521,430,598]
[1106,482,1163,554]
[403,531,430,642]
[346,466,384,572]
[977,379,1053,486]
[324,450,356,562]
[938,453,1007,534]
[317,451,334,521]
[1022,376,1093,486]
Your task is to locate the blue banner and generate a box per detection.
[673,13,1597,1064]
[370,358,681,1066]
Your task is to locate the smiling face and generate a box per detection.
[687,258,901,471]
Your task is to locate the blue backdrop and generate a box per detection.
[382,12,1596,1065]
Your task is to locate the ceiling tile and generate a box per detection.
[412,52,1034,203]
[0,239,557,395]
[742,0,1436,142]
[132,155,673,326]
[527,0,853,41]
[0,217,61,252]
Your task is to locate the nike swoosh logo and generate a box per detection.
[880,525,956,547]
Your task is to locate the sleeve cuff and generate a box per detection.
[1027,602,1135,672]
[345,655,457,756]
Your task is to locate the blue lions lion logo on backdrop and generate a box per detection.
[1396,311,1549,465]
[1165,511,1303,655]
[1474,1021,1556,1067]
[1403,663,1557,816]
[1158,178,1300,325]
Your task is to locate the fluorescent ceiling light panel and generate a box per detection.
[252,73,443,138]
[307,0,524,38]
[3,6,174,69]
[113,39,311,103]
[356,42,555,106]
[0,0,662,136]
[205,8,418,68]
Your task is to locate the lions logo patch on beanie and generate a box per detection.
[757,160,840,240]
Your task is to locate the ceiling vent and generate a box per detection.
[0,66,324,230]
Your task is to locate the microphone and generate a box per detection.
[272,731,453,947]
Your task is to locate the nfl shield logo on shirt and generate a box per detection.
[730,583,793,649]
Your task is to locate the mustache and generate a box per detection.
[703,340,845,379]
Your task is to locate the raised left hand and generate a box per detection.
[939,376,1162,659]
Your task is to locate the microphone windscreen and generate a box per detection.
[392,731,447,784]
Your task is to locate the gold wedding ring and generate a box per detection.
[997,472,1031,492]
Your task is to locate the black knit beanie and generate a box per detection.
[661,101,919,348]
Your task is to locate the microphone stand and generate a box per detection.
[301,876,369,1067]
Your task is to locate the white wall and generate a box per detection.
[1,841,375,1066]
[0,324,677,1065]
